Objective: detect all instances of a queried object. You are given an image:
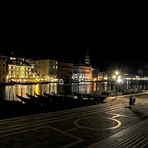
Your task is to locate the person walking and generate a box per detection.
[129,96,136,109]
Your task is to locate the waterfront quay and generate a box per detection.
[0,92,148,147]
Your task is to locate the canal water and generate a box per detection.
[0,81,147,101]
[0,82,109,101]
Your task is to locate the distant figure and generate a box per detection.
[132,96,136,106]
[129,96,136,108]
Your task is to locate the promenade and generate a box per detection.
[0,92,148,147]
[88,92,148,148]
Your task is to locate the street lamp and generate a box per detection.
[117,76,122,83]
[112,70,123,96]
[115,71,119,76]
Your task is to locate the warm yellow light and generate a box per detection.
[112,75,116,79]
[118,75,121,79]
[104,76,108,80]
[115,71,119,76]
[117,78,122,83]
[10,57,16,60]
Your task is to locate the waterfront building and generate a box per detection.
[72,64,92,82]
[97,72,109,81]
[72,64,93,95]
[30,59,58,82]
[0,55,37,83]
[7,57,36,83]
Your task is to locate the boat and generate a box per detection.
[43,92,53,97]
[26,93,39,100]
[43,92,66,103]
[16,94,35,104]
[72,93,107,102]
[34,92,48,99]
[26,93,50,104]
[43,92,79,104]
[43,92,63,98]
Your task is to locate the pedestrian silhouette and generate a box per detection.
[129,96,136,109]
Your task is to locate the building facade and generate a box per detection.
[72,64,92,82]
[97,72,109,81]
[30,59,58,82]
[7,57,36,83]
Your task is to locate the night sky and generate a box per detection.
[0,15,147,74]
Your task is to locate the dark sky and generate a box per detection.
[0,15,147,73]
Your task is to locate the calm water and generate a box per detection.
[0,83,58,101]
[0,81,146,101]
[0,82,110,101]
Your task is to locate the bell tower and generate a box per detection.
[85,50,90,65]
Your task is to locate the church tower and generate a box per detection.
[85,50,90,65]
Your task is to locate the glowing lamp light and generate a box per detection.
[118,75,121,79]
[115,71,119,76]
[112,75,116,79]
[117,78,122,83]
[104,76,108,80]
[94,78,96,81]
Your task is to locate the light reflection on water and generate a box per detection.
[72,82,94,95]
[0,83,59,101]
[0,81,138,101]
[0,83,96,101]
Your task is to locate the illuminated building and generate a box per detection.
[0,55,8,83]
[97,72,109,81]
[72,64,93,95]
[72,50,92,82]
[7,57,36,83]
[30,59,58,82]
[72,64,92,82]
[0,55,37,83]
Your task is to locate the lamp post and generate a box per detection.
[112,71,123,96]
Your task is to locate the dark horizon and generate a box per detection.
[0,15,148,74]
[0,46,148,74]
